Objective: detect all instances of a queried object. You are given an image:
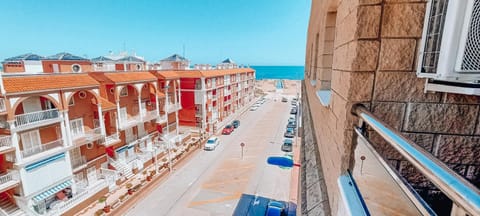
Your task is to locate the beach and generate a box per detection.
[255,79,301,97]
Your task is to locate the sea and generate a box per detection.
[251,66,304,80]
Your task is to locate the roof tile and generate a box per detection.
[3,74,99,94]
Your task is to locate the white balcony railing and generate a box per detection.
[21,139,63,159]
[71,156,86,170]
[15,109,60,128]
[72,127,102,146]
[142,110,158,121]
[0,98,6,113]
[125,133,138,144]
[0,136,12,150]
[158,114,167,123]
[119,115,140,129]
[0,170,19,186]
[101,133,120,146]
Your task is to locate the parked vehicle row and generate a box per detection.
[250,97,267,111]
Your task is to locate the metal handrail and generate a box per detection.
[352,104,480,215]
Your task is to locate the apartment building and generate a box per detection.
[302,0,480,215]
[0,73,109,215]
[154,54,190,70]
[178,64,255,134]
[0,53,184,215]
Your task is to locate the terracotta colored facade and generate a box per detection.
[302,0,480,215]
[178,68,255,134]
[0,66,181,215]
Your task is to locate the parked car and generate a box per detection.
[290,108,297,115]
[288,117,296,123]
[204,137,220,150]
[222,124,234,135]
[287,122,296,129]
[284,128,295,138]
[281,97,288,102]
[250,106,258,111]
[282,139,293,152]
[265,200,287,216]
[232,120,240,128]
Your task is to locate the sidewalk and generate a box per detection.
[75,139,202,216]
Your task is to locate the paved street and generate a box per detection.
[124,94,297,216]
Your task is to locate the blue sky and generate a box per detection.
[0,0,310,66]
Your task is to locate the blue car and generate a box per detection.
[265,200,287,216]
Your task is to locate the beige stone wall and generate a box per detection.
[304,0,480,214]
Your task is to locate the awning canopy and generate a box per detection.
[32,180,72,203]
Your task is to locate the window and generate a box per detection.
[119,107,128,122]
[70,118,84,137]
[44,100,55,109]
[68,97,74,106]
[315,11,337,106]
[120,87,128,97]
[20,130,41,153]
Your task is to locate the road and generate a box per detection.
[125,94,296,216]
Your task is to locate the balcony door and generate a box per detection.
[22,97,42,113]
[20,130,41,153]
[70,118,84,137]
[87,166,98,185]
[119,107,128,122]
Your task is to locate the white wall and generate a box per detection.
[21,155,73,196]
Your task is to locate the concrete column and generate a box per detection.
[173,81,179,135]
[60,111,69,147]
[137,93,142,121]
[8,121,22,163]
[155,93,160,119]
[97,104,106,136]
[116,101,121,131]
[165,83,170,135]
[200,77,207,133]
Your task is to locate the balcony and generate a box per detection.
[212,95,218,100]
[48,180,108,216]
[141,110,158,122]
[70,155,86,171]
[167,103,181,113]
[14,109,61,131]
[0,170,19,192]
[100,133,121,147]
[20,139,64,159]
[158,114,167,124]
[125,133,138,144]
[72,127,102,147]
[0,136,13,153]
[119,115,141,130]
[0,98,6,113]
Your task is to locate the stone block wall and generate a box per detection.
[303,0,480,214]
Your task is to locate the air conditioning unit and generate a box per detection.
[417,0,480,94]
